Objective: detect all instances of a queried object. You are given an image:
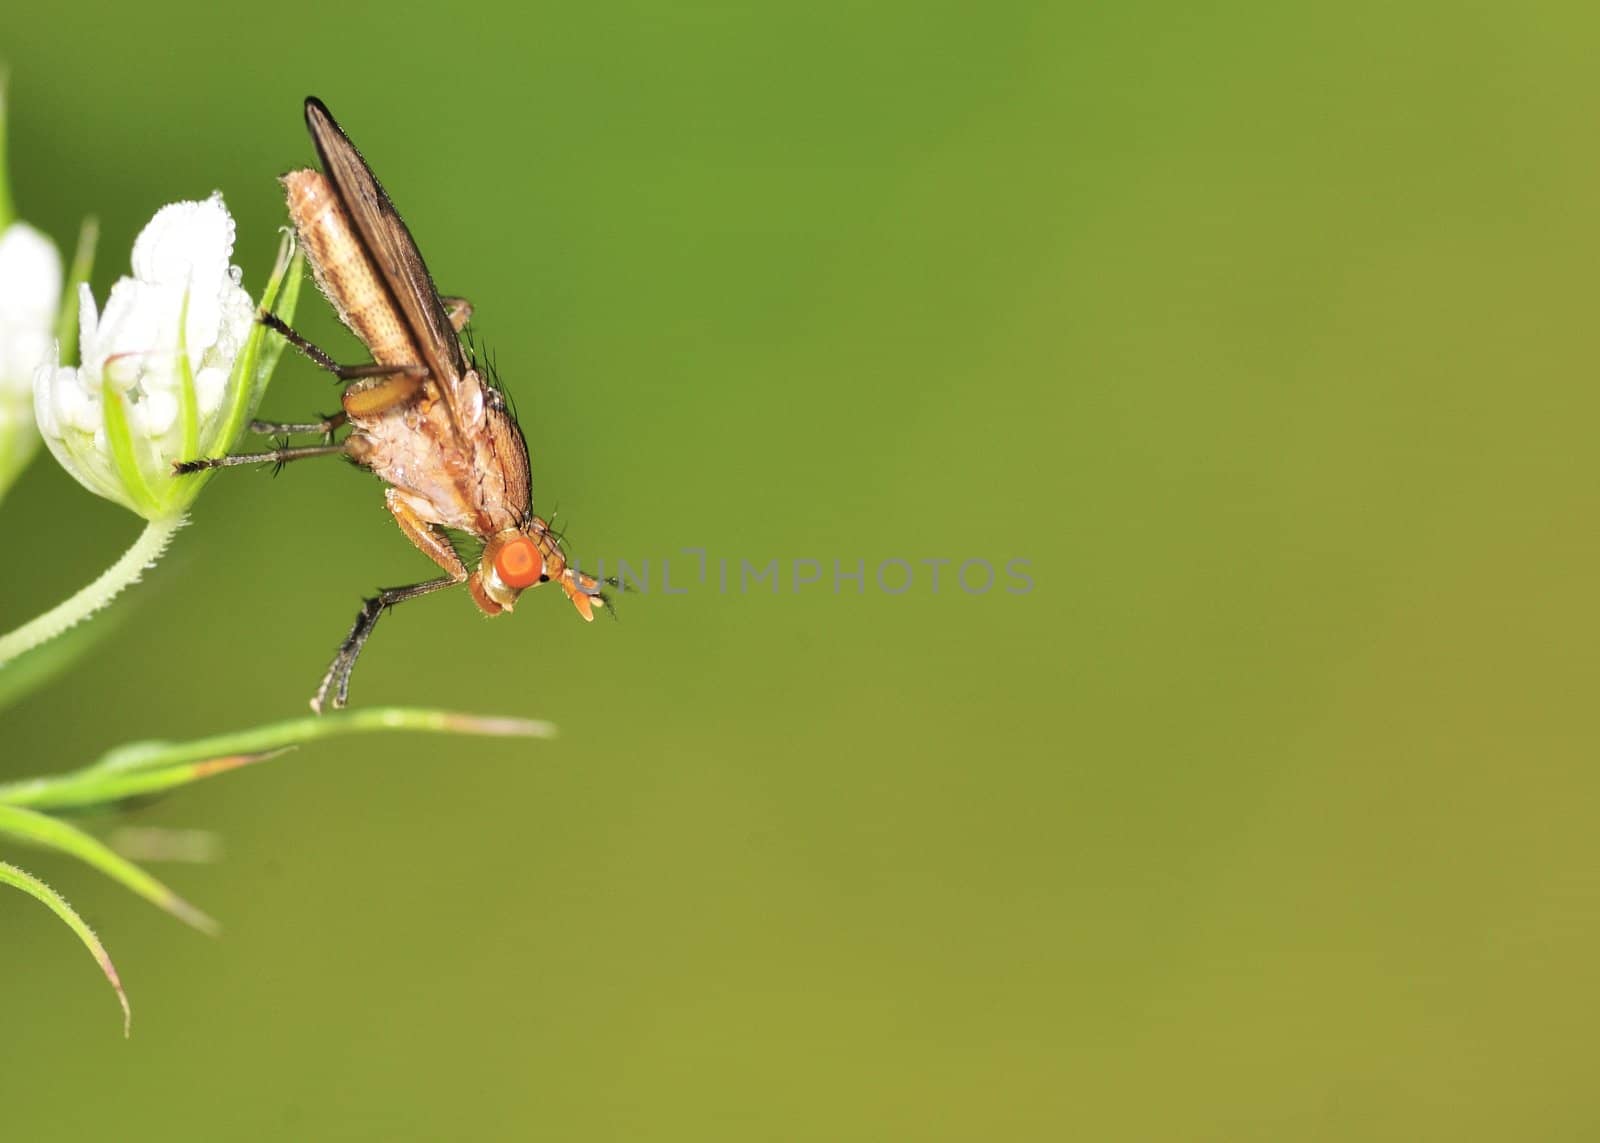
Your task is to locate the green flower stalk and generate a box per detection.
[0,197,301,666]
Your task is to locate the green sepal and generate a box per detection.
[54,216,97,364]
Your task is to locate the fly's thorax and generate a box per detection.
[347,397,489,534]
[281,168,415,366]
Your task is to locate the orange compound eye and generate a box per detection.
[494,536,544,589]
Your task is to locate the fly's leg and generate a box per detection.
[382,489,469,580]
[311,576,460,714]
[257,311,347,376]
[309,492,470,714]
[259,312,427,385]
[249,411,348,439]
[257,309,430,423]
[343,370,428,419]
[173,441,349,475]
[441,296,473,332]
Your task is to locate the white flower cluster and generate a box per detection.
[34,193,255,516]
[0,222,62,490]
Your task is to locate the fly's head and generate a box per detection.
[469,517,609,620]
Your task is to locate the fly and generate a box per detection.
[178,96,609,712]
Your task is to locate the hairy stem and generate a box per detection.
[0,515,185,667]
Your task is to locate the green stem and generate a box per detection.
[0,515,185,667]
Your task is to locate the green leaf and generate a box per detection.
[17,747,290,810]
[0,706,555,813]
[0,861,130,1037]
[0,803,215,933]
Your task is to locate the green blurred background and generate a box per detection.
[3,1,1598,1138]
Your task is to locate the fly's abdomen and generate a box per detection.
[282,169,415,367]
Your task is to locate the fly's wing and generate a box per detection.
[303,97,469,432]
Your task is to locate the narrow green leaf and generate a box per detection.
[0,803,216,933]
[0,707,555,812]
[17,748,287,810]
[0,861,130,1036]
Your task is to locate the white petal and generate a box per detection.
[195,365,227,416]
[131,193,235,293]
[0,223,64,399]
[0,223,63,326]
[94,279,179,392]
[183,290,224,360]
[204,280,255,368]
[76,281,100,362]
[132,387,178,437]
[3,329,51,385]
[57,371,103,434]
[31,357,64,438]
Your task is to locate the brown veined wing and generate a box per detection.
[303,96,470,434]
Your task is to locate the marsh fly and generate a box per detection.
[178,96,609,712]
